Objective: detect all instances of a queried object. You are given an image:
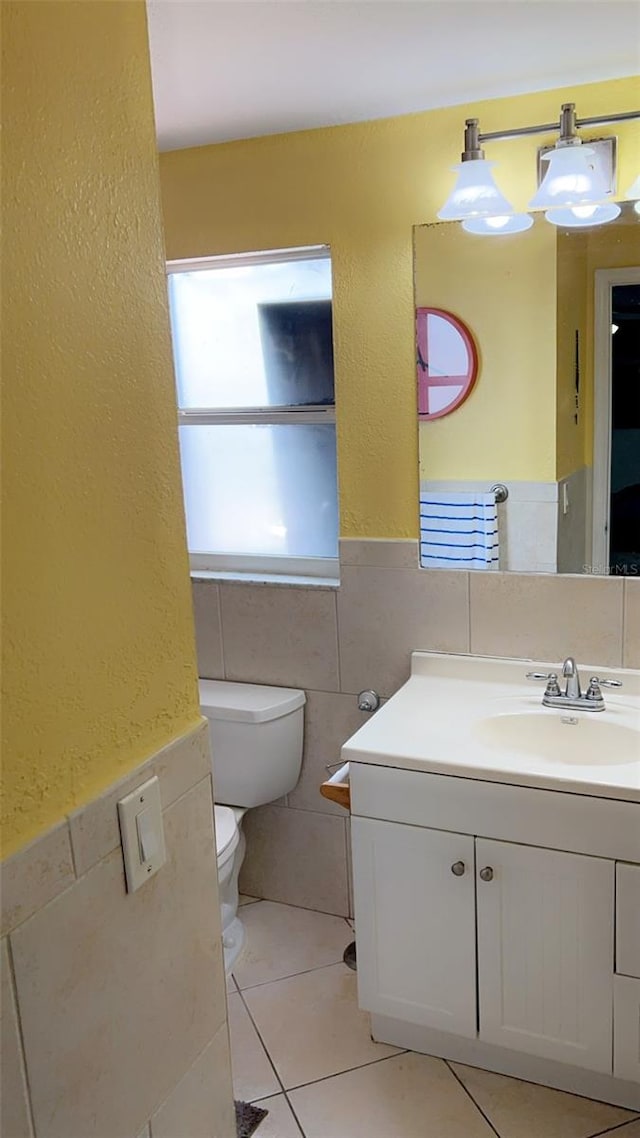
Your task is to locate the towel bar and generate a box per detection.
[490,483,509,503]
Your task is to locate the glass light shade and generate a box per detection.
[462,213,534,236]
[545,202,622,228]
[529,145,610,210]
[437,159,515,221]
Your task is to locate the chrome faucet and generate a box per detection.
[526,658,622,712]
[562,657,581,700]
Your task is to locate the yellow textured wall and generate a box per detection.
[2,1,200,855]
[414,219,557,482]
[159,77,639,538]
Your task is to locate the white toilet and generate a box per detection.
[199,679,306,975]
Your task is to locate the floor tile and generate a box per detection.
[252,1094,304,1137]
[289,1052,496,1138]
[598,1123,640,1137]
[227,992,280,1103]
[239,894,261,906]
[233,900,352,989]
[226,972,237,995]
[242,962,400,1090]
[450,1063,637,1138]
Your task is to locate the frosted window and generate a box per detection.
[168,250,337,569]
[169,258,334,409]
[179,424,338,558]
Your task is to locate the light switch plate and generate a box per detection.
[118,775,166,893]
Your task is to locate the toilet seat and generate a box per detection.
[214,805,240,871]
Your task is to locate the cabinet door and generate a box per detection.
[616,863,640,978]
[476,838,614,1072]
[614,975,640,1083]
[351,817,476,1036]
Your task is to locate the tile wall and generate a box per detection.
[0,722,235,1138]
[420,476,591,574]
[193,540,639,917]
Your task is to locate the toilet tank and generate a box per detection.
[199,679,305,808]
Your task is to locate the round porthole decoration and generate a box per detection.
[416,308,479,420]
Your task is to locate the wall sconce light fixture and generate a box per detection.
[438,103,639,235]
[437,119,533,234]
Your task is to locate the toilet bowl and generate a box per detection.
[200,679,305,975]
[214,804,246,969]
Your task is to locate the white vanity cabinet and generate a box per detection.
[350,761,640,1110]
[351,819,477,1036]
[476,839,613,1071]
[614,864,640,1084]
[354,819,613,1070]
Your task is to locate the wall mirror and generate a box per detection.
[414,202,639,575]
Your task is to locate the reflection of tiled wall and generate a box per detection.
[193,542,640,918]
[421,478,592,574]
[0,723,235,1138]
[557,467,590,575]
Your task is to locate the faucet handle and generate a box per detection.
[526,671,561,697]
[586,675,623,701]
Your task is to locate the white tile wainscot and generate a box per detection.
[344,651,640,1112]
[0,721,235,1138]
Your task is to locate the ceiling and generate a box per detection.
[147,1,639,152]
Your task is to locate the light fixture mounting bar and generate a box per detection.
[477,109,640,145]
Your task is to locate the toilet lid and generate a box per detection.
[214,805,239,859]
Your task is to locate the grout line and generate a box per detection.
[236,956,351,993]
[5,937,38,1138]
[587,1118,640,1138]
[66,820,79,878]
[235,986,287,1098]
[282,1092,307,1137]
[622,579,628,668]
[444,1061,502,1138]
[467,568,472,653]
[333,585,342,693]
[239,895,349,920]
[249,1090,284,1105]
[149,1033,222,1129]
[281,1048,410,1096]
[216,581,227,680]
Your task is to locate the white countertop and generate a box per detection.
[342,652,640,803]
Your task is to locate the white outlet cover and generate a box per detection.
[118,775,167,893]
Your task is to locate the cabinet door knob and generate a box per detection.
[479,866,494,882]
[451,861,465,876]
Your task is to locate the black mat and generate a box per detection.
[235,1100,268,1137]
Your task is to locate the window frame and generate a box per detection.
[166,246,339,583]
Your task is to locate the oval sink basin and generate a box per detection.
[474,710,639,766]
